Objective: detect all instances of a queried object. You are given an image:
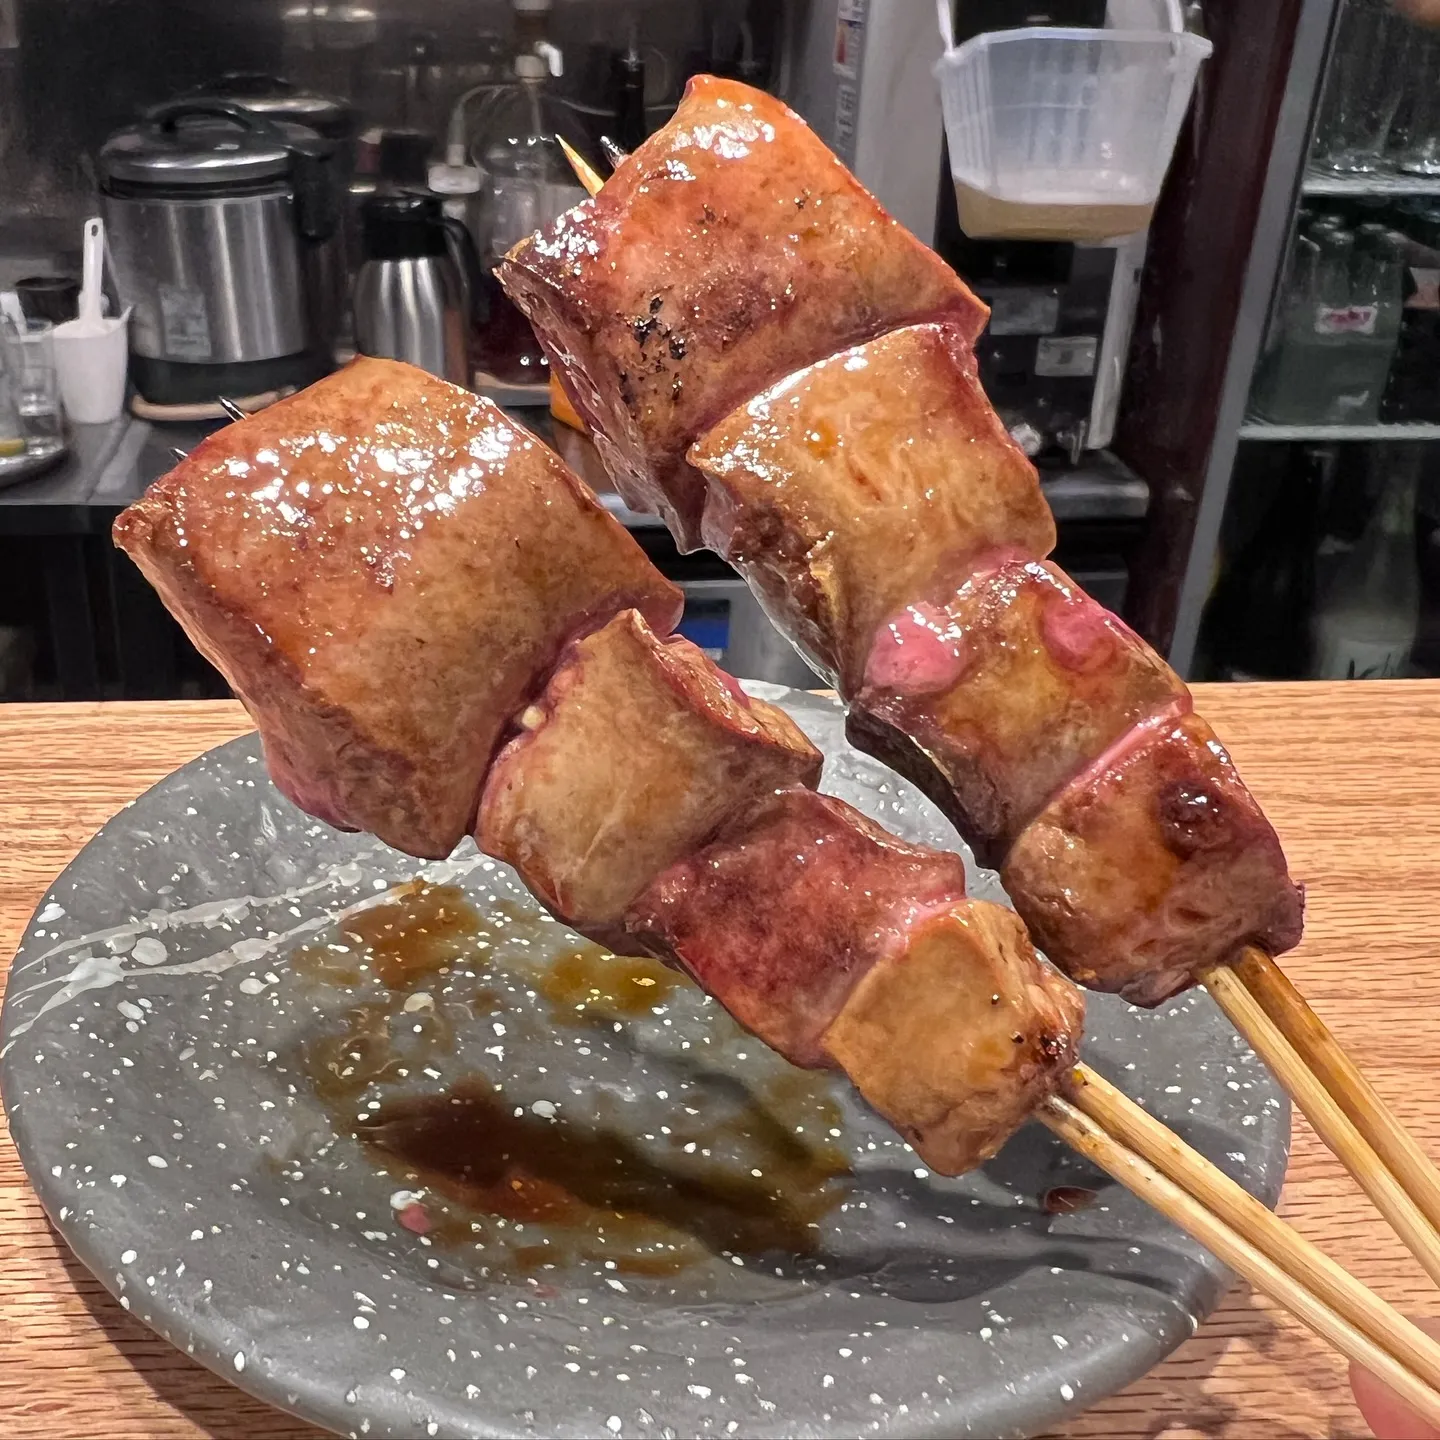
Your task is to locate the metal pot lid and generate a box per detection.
[99,102,322,188]
[186,74,359,142]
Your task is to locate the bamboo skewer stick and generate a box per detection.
[556,136,606,198]
[1067,1064,1440,1393]
[1040,1088,1440,1431]
[1232,943,1440,1236]
[1200,959,1440,1288]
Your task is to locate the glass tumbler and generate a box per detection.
[1313,0,1410,174]
[1397,30,1440,175]
[3,319,65,457]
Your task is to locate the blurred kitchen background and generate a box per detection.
[0,0,1432,699]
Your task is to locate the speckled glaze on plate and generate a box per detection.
[0,687,1288,1440]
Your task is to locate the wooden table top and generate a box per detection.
[1,684,1437,1440]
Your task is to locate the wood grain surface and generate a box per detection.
[1,685,1438,1440]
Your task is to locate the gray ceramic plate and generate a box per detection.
[1,687,1288,1440]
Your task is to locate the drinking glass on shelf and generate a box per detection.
[1312,0,1410,174]
[2,318,65,458]
[1396,30,1440,175]
[0,363,24,459]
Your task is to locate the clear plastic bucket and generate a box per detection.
[934,0,1212,241]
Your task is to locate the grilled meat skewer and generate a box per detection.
[696,325,1302,1006]
[499,77,1303,1008]
[113,357,1083,1177]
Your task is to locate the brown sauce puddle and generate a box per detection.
[293,882,850,1279]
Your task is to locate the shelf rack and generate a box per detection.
[1301,168,1440,199]
[1239,419,1440,442]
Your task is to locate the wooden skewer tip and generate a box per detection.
[558,136,605,197]
[1231,945,1440,1238]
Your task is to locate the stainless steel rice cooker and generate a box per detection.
[99,100,339,404]
[183,76,360,352]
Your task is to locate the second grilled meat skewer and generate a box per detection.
[507,78,1440,1266]
[501,78,1298,1011]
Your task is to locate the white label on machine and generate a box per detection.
[834,83,858,145]
[158,285,213,361]
[1034,335,1098,378]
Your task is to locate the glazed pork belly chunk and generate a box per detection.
[113,358,680,859]
[1003,715,1305,1008]
[824,901,1083,1175]
[496,77,988,549]
[477,609,821,944]
[856,558,1191,867]
[625,787,972,1067]
[692,322,1055,689]
[630,785,1083,1171]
